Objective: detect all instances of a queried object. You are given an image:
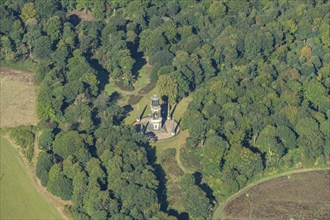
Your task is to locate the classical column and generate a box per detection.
[167,100,171,120]
[136,104,141,122]
[171,119,175,136]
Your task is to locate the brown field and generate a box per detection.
[0,67,37,128]
[222,169,330,220]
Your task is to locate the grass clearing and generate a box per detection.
[220,169,330,219]
[133,64,151,91]
[158,148,185,212]
[179,147,201,171]
[0,137,63,219]
[0,67,38,128]
[124,87,158,124]
[171,95,192,121]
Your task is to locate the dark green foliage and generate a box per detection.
[8,126,35,149]
[34,0,60,19]
[33,36,53,60]
[52,131,87,160]
[26,145,34,162]
[47,164,73,200]
[38,129,55,150]
[180,175,212,219]
[36,152,56,186]
[2,0,329,218]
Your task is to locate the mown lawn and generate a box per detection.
[124,87,158,125]
[0,137,62,219]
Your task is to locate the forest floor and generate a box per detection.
[0,67,38,128]
[67,10,95,21]
[214,168,330,220]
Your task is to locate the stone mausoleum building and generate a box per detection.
[148,95,162,131]
[134,94,179,142]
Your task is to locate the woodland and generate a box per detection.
[0,0,329,219]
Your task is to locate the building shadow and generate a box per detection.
[175,118,181,133]
[140,104,148,119]
[171,103,178,119]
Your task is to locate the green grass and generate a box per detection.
[124,87,158,124]
[171,95,192,121]
[0,137,63,220]
[133,64,151,91]
[1,60,37,72]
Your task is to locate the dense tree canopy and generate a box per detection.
[1,0,329,219]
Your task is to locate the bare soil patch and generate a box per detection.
[222,170,330,219]
[128,94,143,105]
[0,67,37,128]
[68,10,95,21]
[138,81,155,95]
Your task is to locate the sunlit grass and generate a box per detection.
[0,137,62,219]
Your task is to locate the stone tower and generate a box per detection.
[149,95,162,130]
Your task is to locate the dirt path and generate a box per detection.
[3,135,72,220]
[154,130,194,175]
[175,145,194,174]
[212,167,330,220]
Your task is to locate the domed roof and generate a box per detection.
[151,94,160,100]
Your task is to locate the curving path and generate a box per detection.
[212,167,330,220]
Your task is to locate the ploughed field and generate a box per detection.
[0,137,62,219]
[0,67,37,128]
[222,170,330,219]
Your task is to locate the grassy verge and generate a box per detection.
[0,60,37,72]
[0,137,63,219]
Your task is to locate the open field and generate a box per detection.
[0,137,63,219]
[0,67,37,128]
[221,169,330,220]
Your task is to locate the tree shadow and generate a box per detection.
[109,91,120,103]
[123,104,133,116]
[145,131,158,142]
[193,172,216,202]
[87,58,109,92]
[143,143,169,213]
[134,122,145,133]
[68,14,81,26]
[168,210,189,220]
[153,163,169,212]
[171,103,178,119]
[127,41,146,81]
